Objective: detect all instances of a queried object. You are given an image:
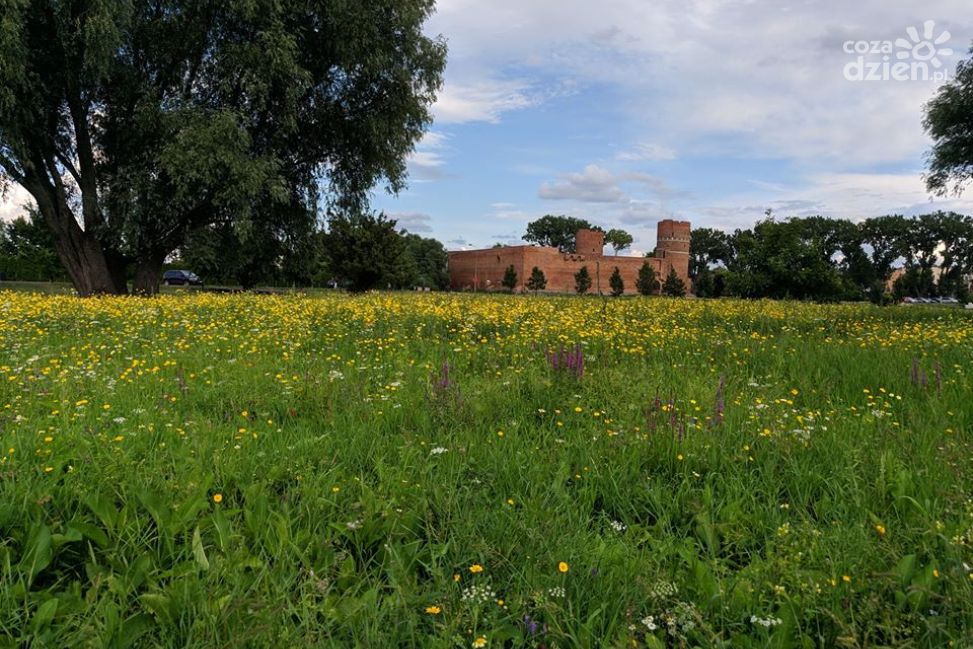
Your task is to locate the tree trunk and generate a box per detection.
[43,207,126,296]
[132,254,165,295]
[26,172,128,296]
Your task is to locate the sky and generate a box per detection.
[370,0,973,254]
[3,1,973,256]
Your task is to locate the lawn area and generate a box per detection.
[1,291,972,647]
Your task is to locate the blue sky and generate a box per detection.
[369,0,973,254]
[2,1,972,257]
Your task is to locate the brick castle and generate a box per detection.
[447,219,691,294]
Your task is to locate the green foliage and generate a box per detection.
[636,262,659,296]
[501,264,518,292]
[322,212,410,292]
[526,266,547,294]
[401,233,449,290]
[609,266,624,296]
[698,213,973,302]
[604,229,634,255]
[524,215,596,252]
[661,267,687,297]
[924,47,973,195]
[574,265,592,294]
[689,227,733,278]
[0,209,67,282]
[0,0,447,295]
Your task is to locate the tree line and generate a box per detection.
[690,212,973,303]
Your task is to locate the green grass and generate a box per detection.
[0,291,971,648]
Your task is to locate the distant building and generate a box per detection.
[448,219,691,294]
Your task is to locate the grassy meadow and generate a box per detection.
[0,291,972,648]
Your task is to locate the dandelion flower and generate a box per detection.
[469,564,484,574]
[213,493,223,503]
[558,561,569,573]
[425,605,441,615]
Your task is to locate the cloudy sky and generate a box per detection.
[3,1,972,255]
[371,0,973,253]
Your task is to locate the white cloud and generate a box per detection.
[538,164,679,203]
[0,184,32,223]
[432,79,536,124]
[407,130,455,181]
[389,212,435,233]
[428,0,973,166]
[539,165,627,202]
[616,143,676,161]
[697,171,973,232]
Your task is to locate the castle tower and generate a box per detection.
[655,219,691,284]
[575,229,605,256]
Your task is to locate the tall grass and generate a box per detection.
[0,292,971,647]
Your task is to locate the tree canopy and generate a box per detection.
[924,46,973,196]
[604,228,633,255]
[0,0,446,295]
[692,213,973,302]
[523,215,597,252]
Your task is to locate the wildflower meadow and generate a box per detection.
[1,291,972,647]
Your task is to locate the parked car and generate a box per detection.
[163,270,203,286]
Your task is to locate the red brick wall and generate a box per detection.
[448,220,691,294]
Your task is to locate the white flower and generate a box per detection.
[641,615,657,631]
[610,520,627,533]
[430,447,448,455]
[346,520,362,530]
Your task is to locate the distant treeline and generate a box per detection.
[0,209,448,291]
[176,212,448,291]
[0,212,67,282]
[691,212,973,303]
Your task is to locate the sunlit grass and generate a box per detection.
[1,291,971,647]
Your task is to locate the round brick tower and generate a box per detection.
[655,219,691,284]
[575,229,605,256]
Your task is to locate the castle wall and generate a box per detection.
[447,219,691,294]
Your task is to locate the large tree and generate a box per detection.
[523,215,596,252]
[604,228,633,255]
[924,46,973,195]
[0,0,446,295]
[322,212,411,292]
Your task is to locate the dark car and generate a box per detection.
[163,270,203,286]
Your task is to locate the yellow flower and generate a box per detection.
[874,523,886,536]
[331,486,340,493]
[453,573,461,582]
[469,564,484,573]
[842,575,851,583]
[558,561,569,573]
[472,637,487,648]
[425,605,441,615]
[213,493,223,504]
